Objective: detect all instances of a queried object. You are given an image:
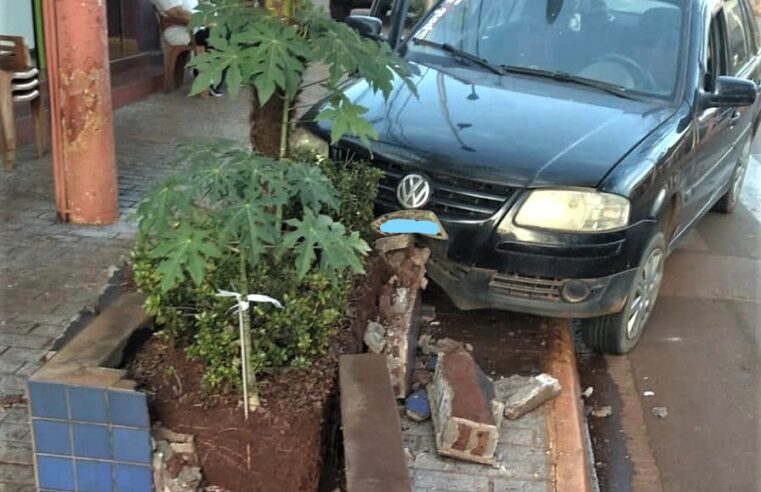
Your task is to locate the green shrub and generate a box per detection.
[131,143,380,396]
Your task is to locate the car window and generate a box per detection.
[704,12,728,91]
[724,0,752,74]
[410,0,687,98]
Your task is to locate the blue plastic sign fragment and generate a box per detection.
[379,219,440,235]
[371,210,448,240]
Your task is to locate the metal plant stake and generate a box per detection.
[217,290,283,420]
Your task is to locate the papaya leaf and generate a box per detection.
[280,209,369,279]
[316,99,378,147]
[149,224,222,292]
[285,162,340,212]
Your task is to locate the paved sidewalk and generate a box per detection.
[0,90,248,491]
[403,292,588,492]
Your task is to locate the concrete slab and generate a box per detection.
[339,354,412,492]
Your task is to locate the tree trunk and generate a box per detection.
[249,91,284,158]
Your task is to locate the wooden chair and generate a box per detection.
[155,12,206,94]
[0,35,46,171]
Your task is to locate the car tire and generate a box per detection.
[580,232,666,355]
[330,0,353,21]
[713,135,752,214]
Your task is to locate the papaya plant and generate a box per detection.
[189,0,415,157]
[134,0,406,412]
[134,142,377,410]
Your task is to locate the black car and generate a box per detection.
[303,0,760,354]
[330,0,392,21]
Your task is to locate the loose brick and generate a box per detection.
[495,374,561,420]
[429,347,504,465]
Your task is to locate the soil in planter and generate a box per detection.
[127,257,391,492]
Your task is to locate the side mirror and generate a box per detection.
[702,76,757,108]
[346,15,383,40]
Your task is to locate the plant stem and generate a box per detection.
[238,252,259,417]
[279,96,290,160]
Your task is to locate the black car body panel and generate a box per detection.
[322,65,680,189]
[305,0,761,318]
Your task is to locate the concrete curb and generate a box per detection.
[545,319,594,492]
[339,354,412,492]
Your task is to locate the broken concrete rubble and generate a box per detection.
[373,240,431,400]
[590,406,613,418]
[494,373,562,420]
[374,233,415,254]
[652,406,669,418]
[364,321,386,354]
[152,426,203,492]
[428,346,504,465]
[421,304,436,323]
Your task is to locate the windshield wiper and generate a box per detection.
[500,65,638,100]
[411,38,504,75]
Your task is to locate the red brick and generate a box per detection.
[428,347,504,465]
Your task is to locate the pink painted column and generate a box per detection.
[43,0,119,224]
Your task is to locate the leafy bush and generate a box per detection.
[131,142,380,396]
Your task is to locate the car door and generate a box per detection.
[686,0,758,227]
[711,0,759,186]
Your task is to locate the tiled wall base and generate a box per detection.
[28,381,152,492]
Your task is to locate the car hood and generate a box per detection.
[311,61,677,188]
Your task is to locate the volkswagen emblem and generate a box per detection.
[397,173,432,209]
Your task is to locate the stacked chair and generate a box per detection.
[0,35,46,171]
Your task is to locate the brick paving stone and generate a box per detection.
[0,440,33,465]
[0,463,35,484]
[0,424,30,443]
[0,376,28,397]
[491,478,549,492]
[0,359,23,375]
[413,470,491,491]
[0,88,249,488]
[0,483,36,492]
[0,406,30,426]
[0,334,52,350]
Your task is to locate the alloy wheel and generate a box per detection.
[731,139,752,201]
[626,247,664,340]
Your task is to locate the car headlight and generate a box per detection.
[289,126,329,157]
[513,189,630,232]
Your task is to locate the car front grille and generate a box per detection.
[489,272,563,302]
[330,146,516,221]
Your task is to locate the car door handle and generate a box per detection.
[729,110,742,125]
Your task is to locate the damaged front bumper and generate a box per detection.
[427,256,635,319]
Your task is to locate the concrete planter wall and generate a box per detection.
[27,293,153,492]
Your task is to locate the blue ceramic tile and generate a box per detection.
[114,464,152,492]
[37,455,74,491]
[108,391,149,428]
[113,427,151,463]
[68,387,108,423]
[76,459,112,492]
[28,381,68,419]
[32,419,72,455]
[72,423,111,459]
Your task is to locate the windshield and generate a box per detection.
[410,0,686,97]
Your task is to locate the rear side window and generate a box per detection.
[724,0,752,74]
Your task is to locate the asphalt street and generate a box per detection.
[579,137,761,491]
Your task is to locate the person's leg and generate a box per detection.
[193,28,227,93]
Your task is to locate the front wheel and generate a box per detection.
[580,233,666,355]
